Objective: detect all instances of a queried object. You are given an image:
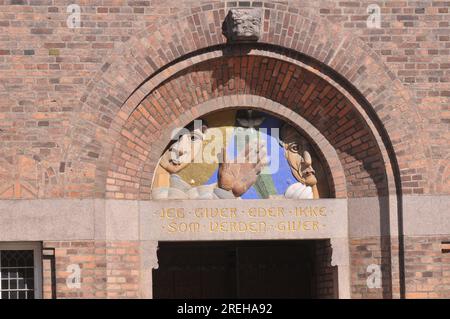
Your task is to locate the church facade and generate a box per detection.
[0,0,449,299]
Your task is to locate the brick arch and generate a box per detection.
[66,1,429,197]
[107,55,388,200]
[109,95,347,199]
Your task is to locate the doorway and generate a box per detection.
[153,240,336,299]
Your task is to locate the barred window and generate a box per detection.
[0,243,42,299]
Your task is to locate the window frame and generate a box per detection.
[0,242,43,299]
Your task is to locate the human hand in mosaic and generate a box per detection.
[151,111,327,200]
[218,142,268,197]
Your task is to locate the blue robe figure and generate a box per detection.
[205,115,296,199]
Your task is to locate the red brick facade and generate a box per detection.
[403,236,450,299]
[42,241,140,299]
[0,0,448,299]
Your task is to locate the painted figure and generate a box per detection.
[151,110,323,200]
[152,119,266,199]
[279,124,319,199]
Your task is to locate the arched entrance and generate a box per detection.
[146,104,346,298]
[115,48,392,297]
[63,2,430,299]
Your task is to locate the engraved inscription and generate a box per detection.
[157,205,329,235]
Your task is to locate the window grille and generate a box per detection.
[0,243,42,299]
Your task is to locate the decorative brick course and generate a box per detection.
[107,55,387,200]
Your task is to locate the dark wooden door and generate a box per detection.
[153,240,314,299]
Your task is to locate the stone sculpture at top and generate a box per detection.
[223,8,262,42]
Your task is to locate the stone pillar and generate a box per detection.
[331,237,351,299]
[139,240,159,299]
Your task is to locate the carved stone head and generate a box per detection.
[223,8,262,42]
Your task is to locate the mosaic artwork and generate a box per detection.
[152,110,330,200]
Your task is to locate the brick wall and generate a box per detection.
[0,0,448,199]
[404,236,450,298]
[350,237,393,298]
[319,2,449,196]
[0,0,448,299]
[42,241,140,299]
[348,235,450,299]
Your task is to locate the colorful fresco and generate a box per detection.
[152,110,330,200]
